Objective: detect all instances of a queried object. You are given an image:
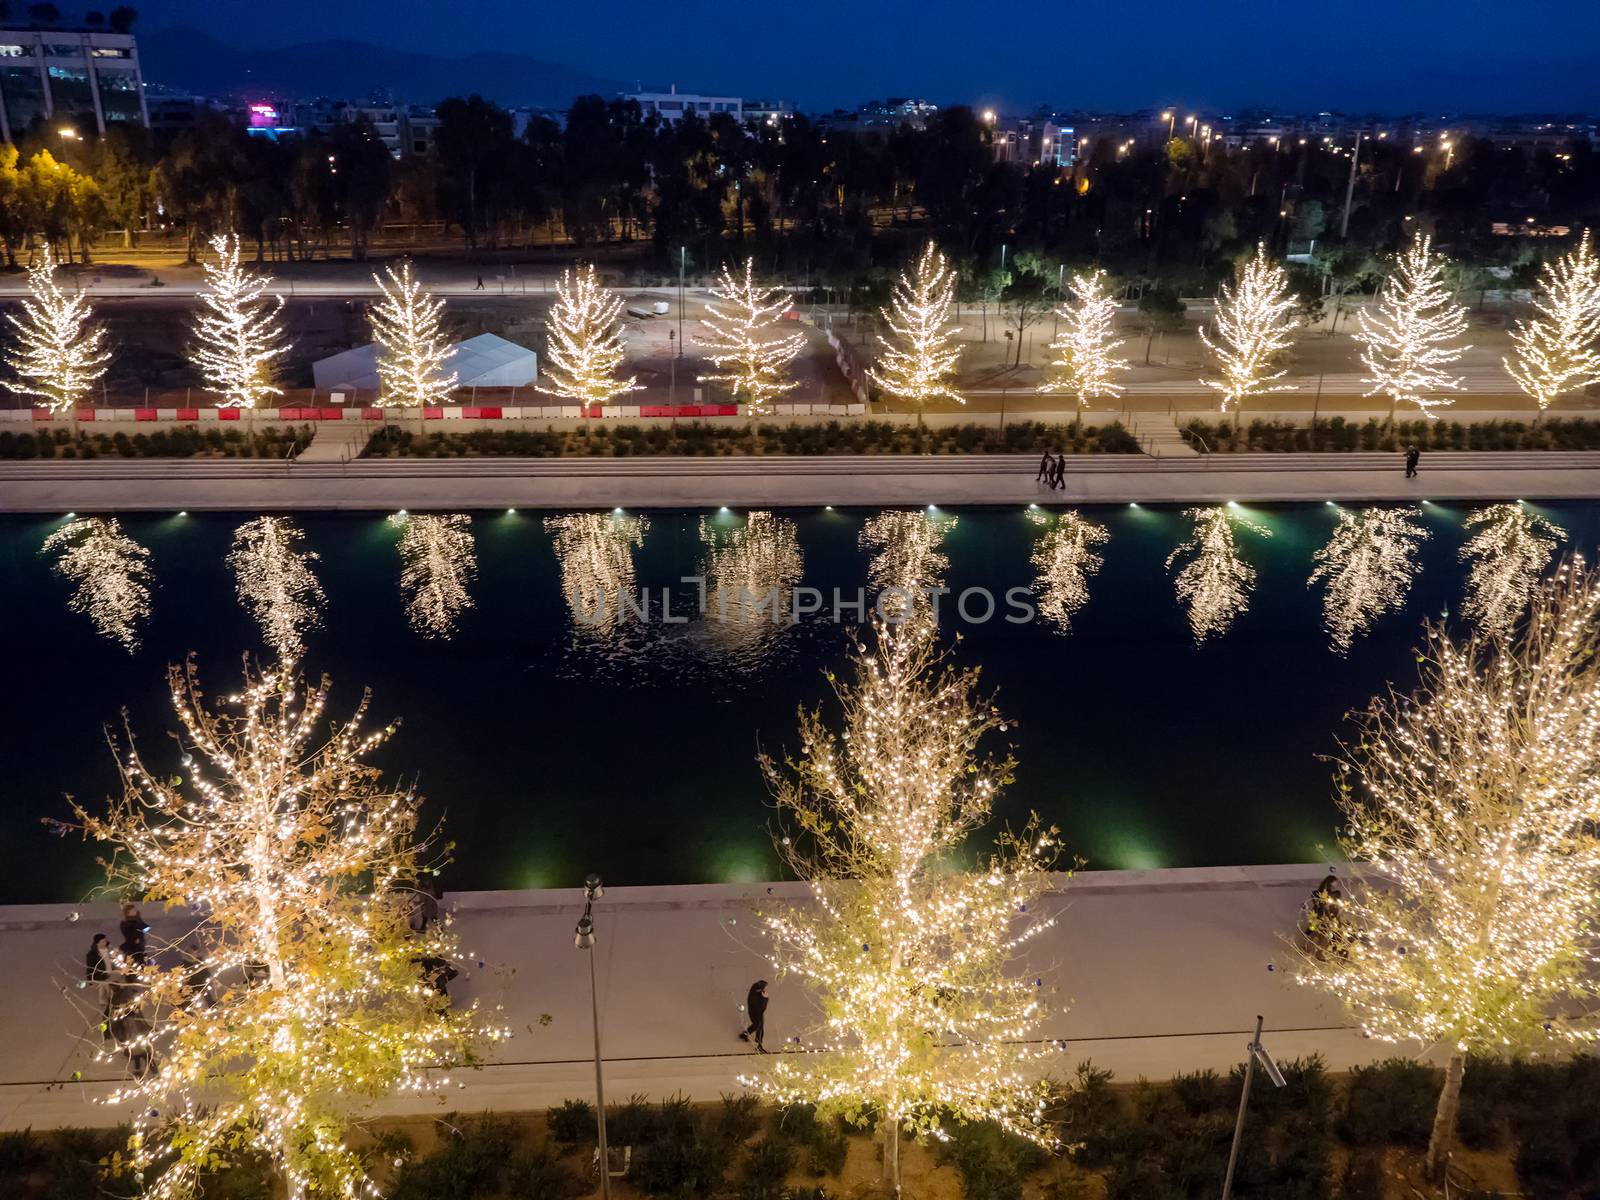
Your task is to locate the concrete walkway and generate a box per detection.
[0,866,1400,1133]
[3,452,1600,513]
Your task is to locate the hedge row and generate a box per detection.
[1181,416,1600,453]
[0,425,314,460]
[12,1056,1600,1200]
[362,420,1140,459]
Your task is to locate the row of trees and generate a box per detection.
[66,510,1600,1196]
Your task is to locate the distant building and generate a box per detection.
[624,86,742,123]
[988,116,1076,168]
[744,97,795,125]
[0,25,147,141]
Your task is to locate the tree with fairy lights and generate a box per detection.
[41,516,151,651]
[2,243,109,412]
[189,234,290,409]
[1504,231,1600,413]
[748,618,1064,1190]
[369,261,457,408]
[1293,559,1600,1182]
[69,655,503,1200]
[869,244,962,421]
[697,258,805,417]
[1199,244,1297,413]
[1356,234,1470,421]
[390,512,476,638]
[1166,506,1271,642]
[1040,269,1128,416]
[1028,510,1108,635]
[538,264,638,413]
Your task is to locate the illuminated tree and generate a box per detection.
[70,655,502,1200]
[369,261,457,407]
[1028,510,1109,635]
[1356,234,1471,420]
[1199,245,1298,412]
[228,516,324,661]
[1504,231,1600,412]
[545,511,649,637]
[538,264,638,413]
[869,244,962,419]
[189,233,290,409]
[860,508,956,626]
[1459,503,1566,639]
[1293,560,1600,1181]
[1039,268,1129,415]
[390,513,476,638]
[2,243,109,412]
[750,618,1063,1189]
[1166,506,1271,642]
[41,516,151,651]
[697,259,806,416]
[1308,507,1429,652]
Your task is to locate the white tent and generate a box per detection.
[312,332,538,393]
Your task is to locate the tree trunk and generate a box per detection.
[881,1120,899,1191]
[1425,1053,1465,1182]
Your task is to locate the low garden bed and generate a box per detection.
[0,425,314,460]
[1180,416,1600,453]
[8,1055,1597,1200]
[361,420,1140,459]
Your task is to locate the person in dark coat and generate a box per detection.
[119,903,148,967]
[739,980,770,1052]
[85,933,114,1036]
[1404,445,1421,478]
[1053,452,1067,490]
[1035,451,1052,483]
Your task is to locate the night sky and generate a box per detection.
[133,0,1598,113]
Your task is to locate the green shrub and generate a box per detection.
[1337,1152,1384,1200]
[716,1093,762,1145]
[628,1126,732,1199]
[1338,1059,1438,1147]
[388,1118,522,1200]
[773,1104,849,1177]
[937,1121,1048,1200]
[549,1098,596,1145]
[734,1137,795,1200]
[607,1094,660,1147]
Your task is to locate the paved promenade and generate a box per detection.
[3,452,1600,513]
[0,866,1407,1133]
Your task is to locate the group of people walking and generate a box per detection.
[1035,451,1069,490]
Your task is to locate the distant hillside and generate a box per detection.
[138,26,623,109]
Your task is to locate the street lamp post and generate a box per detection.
[575,874,611,1200]
[1001,330,1013,433]
[1220,1016,1287,1200]
[1338,133,1364,239]
[677,247,687,357]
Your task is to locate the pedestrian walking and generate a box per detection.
[738,979,770,1052]
[474,275,485,291]
[119,902,148,967]
[1053,452,1067,491]
[1035,451,1052,483]
[409,878,457,999]
[1404,445,1420,478]
[84,933,113,1035]
[1300,873,1342,958]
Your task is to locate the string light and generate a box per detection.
[389,513,476,638]
[1459,503,1566,638]
[41,516,151,651]
[1293,559,1600,1180]
[1027,510,1109,635]
[1504,230,1600,411]
[228,517,324,661]
[1355,234,1471,420]
[538,264,639,412]
[2,242,109,412]
[189,234,290,410]
[69,654,506,1200]
[1308,507,1429,652]
[747,618,1064,1188]
[860,508,956,627]
[544,511,649,638]
[697,259,805,417]
[699,510,803,625]
[1038,268,1129,410]
[869,243,963,412]
[1165,506,1271,642]
[369,261,457,408]
[1199,244,1298,412]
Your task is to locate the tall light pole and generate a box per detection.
[1162,110,1175,142]
[575,874,611,1200]
[677,247,687,357]
[1339,132,1364,239]
[1220,1016,1286,1200]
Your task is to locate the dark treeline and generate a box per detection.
[4,92,1599,306]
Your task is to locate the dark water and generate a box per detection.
[3,501,1596,905]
